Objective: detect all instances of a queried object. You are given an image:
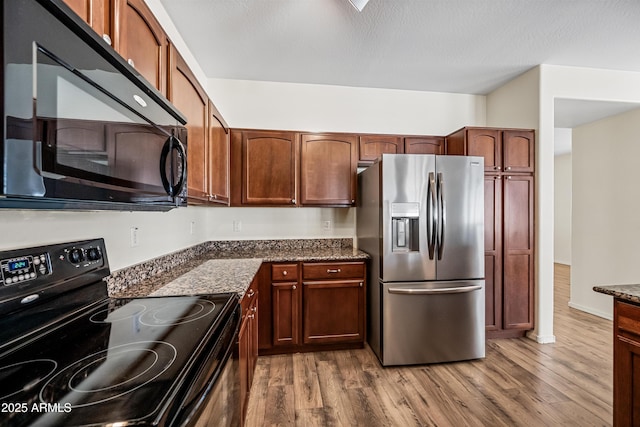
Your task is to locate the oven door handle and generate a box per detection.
[160,135,187,199]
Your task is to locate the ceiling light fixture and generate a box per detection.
[348,0,369,12]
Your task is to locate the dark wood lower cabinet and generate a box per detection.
[239,276,258,426]
[259,261,366,355]
[303,279,364,345]
[614,299,640,427]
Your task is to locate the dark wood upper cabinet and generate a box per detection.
[168,46,208,202]
[62,0,111,42]
[404,136,444,155]
[208,101,230,205]
[359,135,403,164]
[446,127,534,173]
[232,130,298,206]
[503,130,535,173]
[300,133,357,206]
[113,0,167,95]
[358,134,445,165]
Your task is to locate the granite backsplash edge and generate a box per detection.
[106,238,354,294]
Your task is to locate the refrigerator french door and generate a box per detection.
[357,154,484,366]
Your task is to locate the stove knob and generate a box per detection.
[68,248,84,264]
[86,247,101,261]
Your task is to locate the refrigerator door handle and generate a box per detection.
[437,172,446,260]
[388,285,482,295]
[427,172,437,259]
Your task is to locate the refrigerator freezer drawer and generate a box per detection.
[380,280,485,366]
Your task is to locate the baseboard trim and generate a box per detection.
[568,301,613,321]
[526,330,556,344]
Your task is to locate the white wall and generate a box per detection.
[538,65,640,318]
[570,108,640,320]
[0,207,212,271]
[207,78,485,135]
[554,129,572,265]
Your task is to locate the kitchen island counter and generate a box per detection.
[593,284,640,304]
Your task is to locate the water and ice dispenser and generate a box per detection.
[391,202,420,252]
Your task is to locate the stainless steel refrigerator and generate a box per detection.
[357,154,485,366]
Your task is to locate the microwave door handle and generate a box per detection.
[160,135,187,200]
[427,172,436,259]
[437,172,445,260]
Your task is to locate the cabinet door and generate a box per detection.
[114,0,167,94]
[247,296,258,389]
[467,128,501,172]
[503,130,535,173]
[300,133,357,206]
[208,101,230,204]
[484,174,502,331]
[302,280,364,345]
[241,131,298,205]
[359,135,403,164]
[272,282,300,346]
[63,0,110,42]
[502,174,534,330]
[238,314,249,424]
[168,46,208,202]
[404,136,444,155]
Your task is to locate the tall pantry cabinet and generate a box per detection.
[447,127,535,338]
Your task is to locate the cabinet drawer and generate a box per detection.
[616,300,640,339]
[302,262,365,280]
[272,263,298,281]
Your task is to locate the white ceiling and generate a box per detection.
[159,0,640,129]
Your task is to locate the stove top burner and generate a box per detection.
[89,298,217,327]
[0,359,57,401]
[89,303,146,324]
[140,299,216,326]
[39,341,177,409]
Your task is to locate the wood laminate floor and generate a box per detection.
[245,264,613,426]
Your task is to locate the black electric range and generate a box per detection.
[0,239,240,426]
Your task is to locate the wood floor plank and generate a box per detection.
[244,264,614,426]
[292,352,323,410]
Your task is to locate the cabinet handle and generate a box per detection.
[127,58,135,67]
[351,199,355,204]
[292,285,297,290]
[506,166,512,171]
[102,34,112,45]
[247,289,255,298]
[507,176,512,180]
[283,270,288,276]
[495,166,501,170]
[359,282,363,287]
[252,306,257,313]
[327,268,341,274]
[248,314,255,319]
[291,199,296,204]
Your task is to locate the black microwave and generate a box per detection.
[1,0,188,211]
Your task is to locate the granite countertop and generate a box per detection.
[149,258,263,298]
[107,239,369,300]
[593,284,640,304]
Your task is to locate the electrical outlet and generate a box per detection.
[130,227,139,247]
[190,221,195,235]
[233,220,242,232]
[322,220,332,231]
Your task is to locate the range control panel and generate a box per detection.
[0,239,106,288]
[0,253,51,286]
